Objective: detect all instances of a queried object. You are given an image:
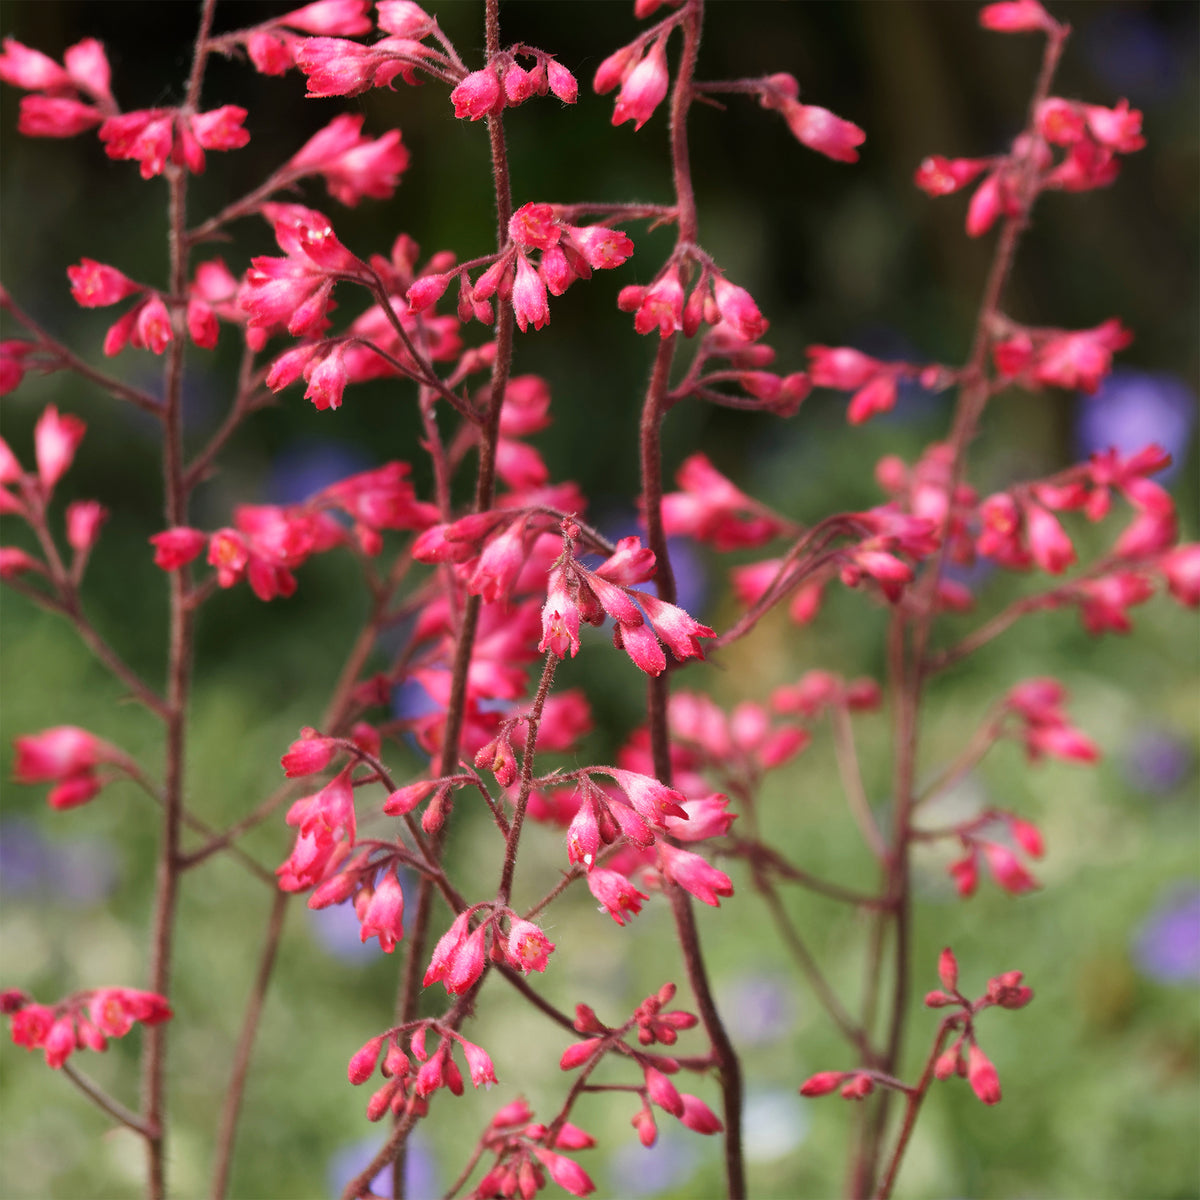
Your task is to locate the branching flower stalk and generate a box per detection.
[0,3,1194,1200]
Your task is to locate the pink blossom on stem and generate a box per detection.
[65,500,107,553]
[644,1064,684,1117]
[980,841,1038,894]
[1024,502,1075,574]
[711,276,768,342]
[1161,544,1200,607]
[286,113,410,206]
[979,0,1058,34]
[348,1034,385,1084]
[506,918,555,974]
[531,1148,595,1197]
[357,867,405,951]
[34,406,86,492]
[586,868,649,924]
[150,527,208,570]
[678,1093,723,1134]
[451,66,503,121]
[460,1038,497,1088]
[779,100,865,163]
[67,259,141,308]
[512,252,550,332]
[657,843,734,907]
[282,0,374,35]
[16,95,102,138]
[799,1070,849,1097]
[611,37,669,131]
[914,155,991,196]
[967,1043,1002,1104]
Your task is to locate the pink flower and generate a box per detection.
[357,868,406,952]
[286,113,410,206]
[780,100,865,163]
[347,1034,385,1085]
[67,259,140,308]
[512,252,550,331]
[611,37,669,131]
[506,918,555,974]
[376,2,436,38]
[539,568,582,658]
[644,1064,684,1117]
[547,59,578,104]
[635,591,716,663]
[678,1094,723,1134]
[451,67,502,121]
[807,345,880,389]
[1033,319,1133,394]
[150,527,208,570]
[1024,502,1075,574]
[1161,544,1200,607]
[979,0,1057,34]
[914,155,991,196]
[657,843,734,907]
[799,1071,850,1097]
[460,1038,497,1088]
[586,868,649,925]
[34,406,86,491]
[0,37,73,90]
[980,842,1038,894]
[531,1148,595,1197]
[14,726,109,782]
[711,277,768,343]
[967,1043,1002,1104]
[626,266,685,337]
[281,0,373,35]
[846,373,898,424]
[65,500,107,553]
[0,548,41,579]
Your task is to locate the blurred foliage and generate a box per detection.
[1,2,1197,1199]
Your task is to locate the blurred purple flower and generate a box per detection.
[0,819,53,896]
[55,837,119,905]
[0,819,117,905]
[327,1132,437,1199]
[1133,885,1200,985]
[608,1128,698,1196]
[1122,727,1195,795]
[1074,369,1196,482]
[266,439,370,505]
[1082,10,1184,105]
[720,973,796,1047]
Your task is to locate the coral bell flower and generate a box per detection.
[780,100,865,163]
[34,406,86,492]
[357,868,405,952]
[586,868,649,925]
[451,66,502,121]
[967,1043,1002,1104]
[657,843,734,907]
[611,37,669,131]
[506,919,555,974]
[286,113,410,206]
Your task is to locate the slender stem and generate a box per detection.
[496,654,558,906]
[62,1062,158,1139]
[209,891,289,1200]
[0,292,162,416]
[830,702,887,862]
[390,5,516,1196]
[854,26,1071,1197]
[750,868,873,1060]
[140,9,216,1196]
[872,1020,955,1200]
[637,6,744,1194]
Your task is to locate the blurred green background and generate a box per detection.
[1,2,1197,1197]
